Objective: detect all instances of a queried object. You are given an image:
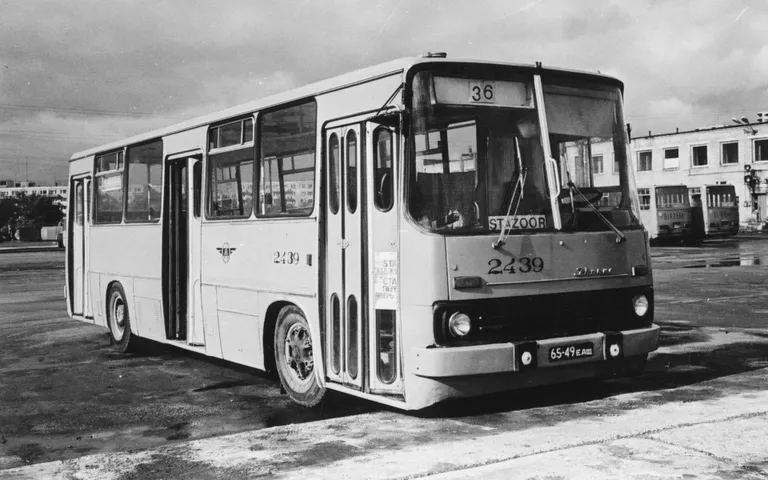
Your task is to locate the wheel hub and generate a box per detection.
[110,293,125,340]
[115,303,125,327]
[285,323,313,381]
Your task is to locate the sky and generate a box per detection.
[1,0,767,185]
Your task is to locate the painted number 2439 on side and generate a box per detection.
[487,257,544,274]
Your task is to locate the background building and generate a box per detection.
[587,115,768,229]
[0,185,68,214]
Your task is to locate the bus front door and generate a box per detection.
[365,121,403,394]
[325,125,364,389]
[163,155,203,344]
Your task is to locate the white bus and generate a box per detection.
[66,54,659,410]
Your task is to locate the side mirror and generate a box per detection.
[264,193,273,205]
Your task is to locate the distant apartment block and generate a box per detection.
[0,185,68,212]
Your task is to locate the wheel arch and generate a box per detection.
[102,277,138,337]
[262,299,325,387]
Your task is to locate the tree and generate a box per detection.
[0,198,18,227]
[7,193,64,228]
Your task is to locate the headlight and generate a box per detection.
[633,295,649,317]
[448,312,472,337]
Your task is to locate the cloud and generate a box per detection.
[2,0,768,182]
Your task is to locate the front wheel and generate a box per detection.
[274,306,325,407]
[107,283,134,353]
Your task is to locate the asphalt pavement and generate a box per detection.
[3,355,768,479]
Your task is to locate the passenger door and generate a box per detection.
[324,117,403,395]
[68,176,90,317]
[163,154,204,344]
[324,125,364,389]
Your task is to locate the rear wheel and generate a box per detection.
[107,283,134,353]
[274,306,325,407]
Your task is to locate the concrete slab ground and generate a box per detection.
[3,366,767,480]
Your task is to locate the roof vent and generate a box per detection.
[420,52,447,58]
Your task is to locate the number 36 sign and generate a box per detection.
[469,80,495,104]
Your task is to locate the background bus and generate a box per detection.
[636,185,693,242]
[689,184,739,238]
[66,54,659,410]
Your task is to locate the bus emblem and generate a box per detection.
[574,266,612,277]
[216,243,237,263]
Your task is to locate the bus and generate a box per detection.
[690,184,739,238]
[635,185,693,242]
[66,54,659,410]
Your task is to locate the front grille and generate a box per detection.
[434,286,654,346]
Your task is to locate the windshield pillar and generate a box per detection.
[533,74,562,230]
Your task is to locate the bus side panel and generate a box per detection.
[89,271,105,327]
[215,287,261,368]
[132,277,164,340]
[89,224,162,337]
[200,220,318,369]
[398,228,448,307]
[200,285,222,358]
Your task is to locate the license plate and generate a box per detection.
[548,342,594,362]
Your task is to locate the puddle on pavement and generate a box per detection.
[681,254,768,269]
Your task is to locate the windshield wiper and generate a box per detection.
[567,181,626,243]
[493,137,527,249]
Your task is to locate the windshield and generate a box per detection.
[543,80,641,232]
[408,69,642,235]
[706,185,737,207]
[655,186,689,208]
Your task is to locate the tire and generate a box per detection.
[107,283,134,353]
[274,306,325,407]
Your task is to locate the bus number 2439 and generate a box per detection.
[273,251,300,265]
[488,257,544,274]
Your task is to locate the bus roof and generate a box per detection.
[70,56,623,161]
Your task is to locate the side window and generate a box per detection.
[208,150,254,218]
[346,130,358,213]
[374,127,394,211]
[258,101,317,217]
[328,133,340,215]
[94,150,124,224]
[75,183,84,226]
[125,139,163,222]
[207,117,255,219]
[193,160,202,219]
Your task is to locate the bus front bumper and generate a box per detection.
[410,325,660,378]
